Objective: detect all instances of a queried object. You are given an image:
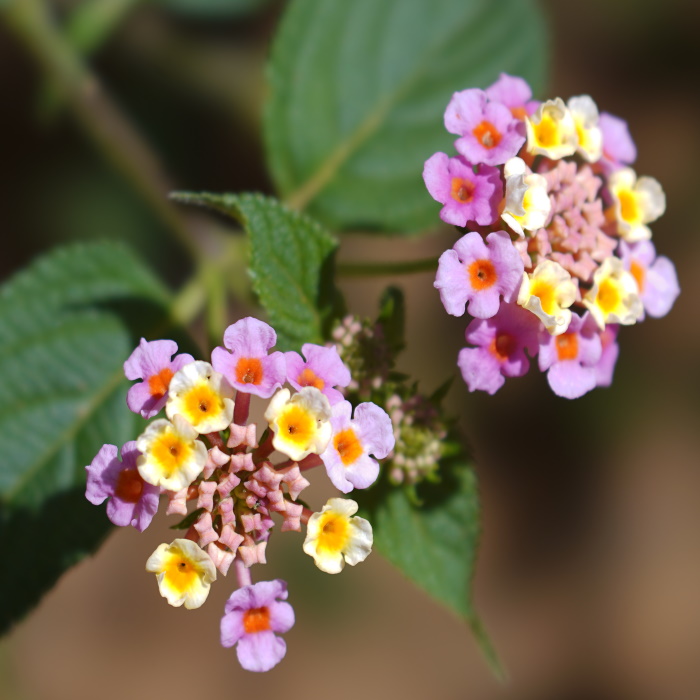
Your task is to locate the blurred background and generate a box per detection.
[1,1,700,698]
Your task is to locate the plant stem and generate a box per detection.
[337,257,438,277]
[3,0,202,262]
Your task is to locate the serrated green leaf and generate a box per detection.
[356,448,505,680]
[265,0,548,233]
[171,192,339,351]
[0,241,186,635]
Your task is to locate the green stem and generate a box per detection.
[3,0,202,262]
[338,257,438,277]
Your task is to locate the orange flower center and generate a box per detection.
[148,368,174,399]
[243,606,271,634]
[555,332,579,361]
[297,367,325,390]
[630,260,645,293]
[489,332,515,362]
[334,427,363,466]
[472,121,502,149]
[511,106,527,120]
[468,259,497,290]
[115,468,144,503]
[236,357,263,385]
[450,177,475,203]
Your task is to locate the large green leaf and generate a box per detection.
[171,192,340,351]
[0,242,185,634]
[265,0,548,233]
[356,449,504,679]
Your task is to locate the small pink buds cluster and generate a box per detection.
[85,317,394,672]
[423,74,680,398]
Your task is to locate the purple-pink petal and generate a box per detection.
[285,344,351,405]
[354,402,394,459]
[212,341,286,399]
[123,339,194,419]
[546,361,598,399]
[485,73,538,115]
[435,231,524,319]
[236,631,287,673]
[223,317,276,356]
[445,89,525,166]
[595,325,620,387]
[459,303,540,393]
[619,240,680,319]
[423,152,502,227]
[85,441,158,531]
[221,579,294,673]
[458,347,505,394]
[599,112,637,167]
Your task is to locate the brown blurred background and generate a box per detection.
[2,1,700,699]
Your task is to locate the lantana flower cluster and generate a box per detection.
[85,317,394,672]
[424,74,680,398]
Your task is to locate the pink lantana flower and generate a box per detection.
[212,317,286,398]
[458,303,540,394]
[598,112,637,173]
[123,338,194,419]
[85,441,159,531]
[435,230,524,319]
[444,88,526,166]
[485,73,539,120]
[618,240,680,319]
[220,579,295,672]
[594,324,620,388]
[284,343,351,406]
[422,153,502,227]
[320,400,394,493]
[538,312,602,399]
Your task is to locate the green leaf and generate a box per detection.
[265,0,548,233]
[171,192,340,351]
[377,286,405,357]
[356,448,505,680]
[0,241,185,635]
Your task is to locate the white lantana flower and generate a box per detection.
[583,256,643,329]
[501,157,551,236]
[568,95,603,162]
[303,498,373,574]
[608,168,666,242]
[146,539,216,609]
[518,260,577,335]
[264,387,332,462]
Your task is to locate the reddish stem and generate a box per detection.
[233,391,251,426]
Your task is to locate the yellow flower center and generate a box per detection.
[597,278,621,315]
[529,279,556,315]
[618,189,641,225]
[278,405,316,448]
[316,512,350,554]
[150,431,192,477]
[532,114,559,148]
[164,555,199,594]
[181,384,224,427]
[334,428,363,466]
